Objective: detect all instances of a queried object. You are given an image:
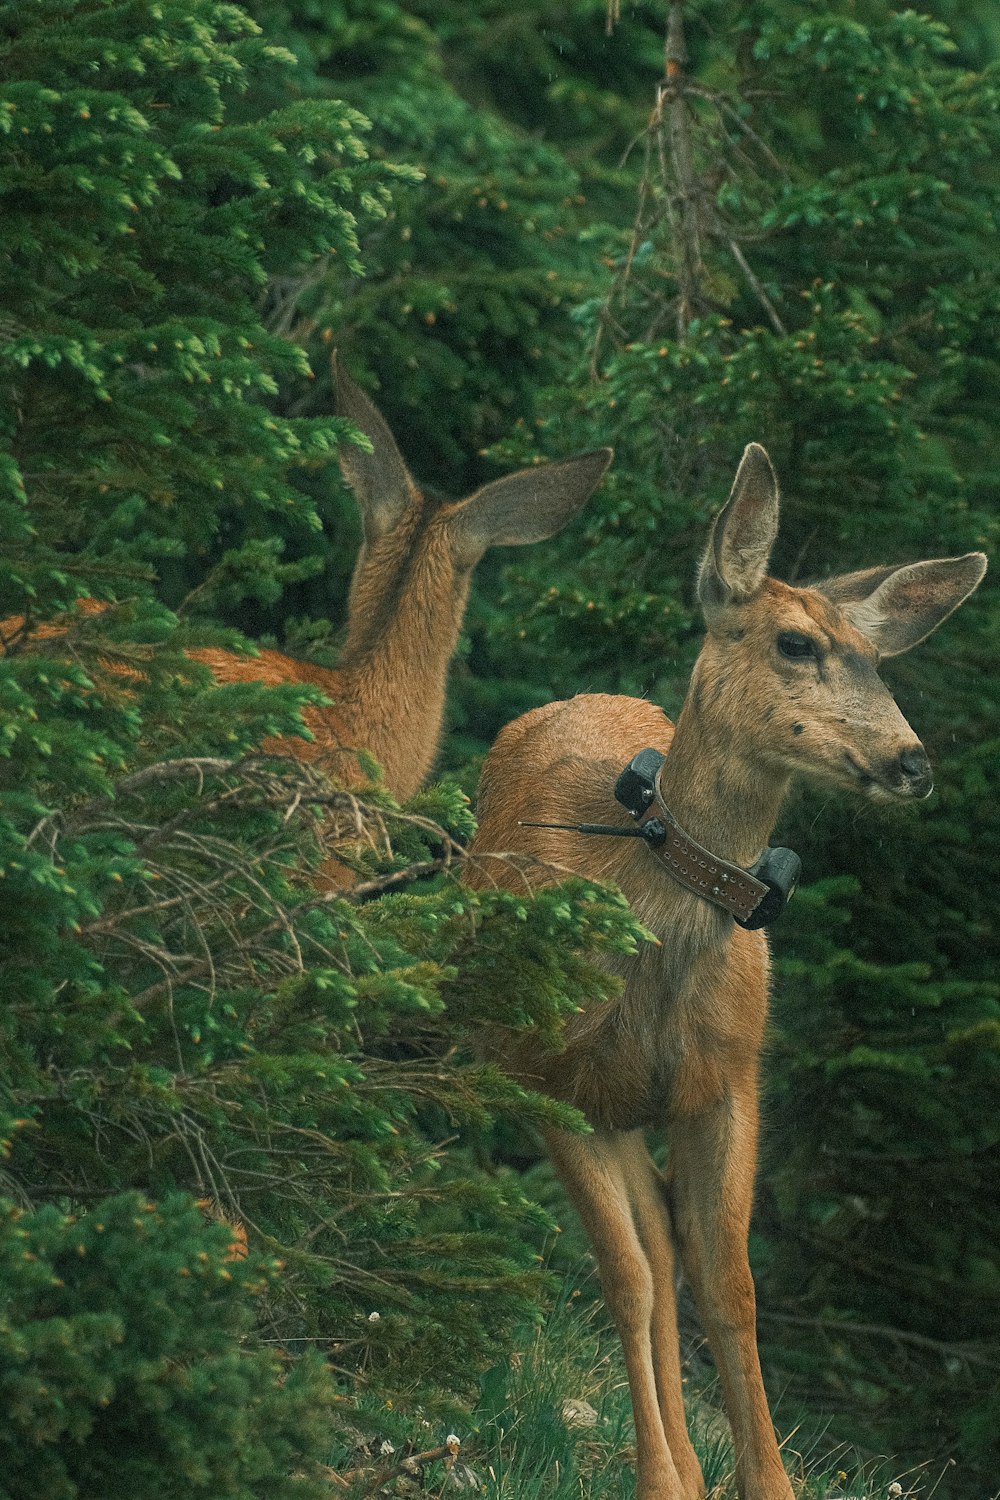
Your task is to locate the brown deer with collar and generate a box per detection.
[465,444,986,1500]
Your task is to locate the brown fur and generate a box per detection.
[465,443,986,1500]
[190,489,475,802]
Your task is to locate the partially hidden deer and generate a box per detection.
[4,357,612,805]
[464,443,986,1500]
[191,358,612,800]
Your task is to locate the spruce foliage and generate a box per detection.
[241,0,663,490]
[0,1192,336,1500]
[0,0,646,1486]
[2,0,999,1493]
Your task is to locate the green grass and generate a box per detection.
[331,1276,932,1500]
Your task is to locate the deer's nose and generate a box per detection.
[898,744,933,796]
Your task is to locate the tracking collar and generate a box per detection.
[614,748,800,929]
[518,747,800,930]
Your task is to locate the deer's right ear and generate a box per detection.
[698,443,779,615]
[334,354,416,540]
[448,448,613,567]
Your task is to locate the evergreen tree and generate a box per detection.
[0,1192,336,1500]
[3,0,998,1489]
[0,0,647,1470]
[243,0,663,489]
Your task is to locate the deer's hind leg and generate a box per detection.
[544,1126,705,1500]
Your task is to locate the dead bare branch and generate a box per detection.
[589,0,789,367]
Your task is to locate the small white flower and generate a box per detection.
[888,1486,903,1499]
[379,1440,395,1457]
[367,1311,380,1322]
[446,1433,461,1453]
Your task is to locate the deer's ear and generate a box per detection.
[334,354,416,540]
[698,444,780,615]
[448,449,612,567]
[820,552,987,656]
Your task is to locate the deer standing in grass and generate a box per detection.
[195,359,612,799]
[465,443,986,1500]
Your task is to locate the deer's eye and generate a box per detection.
[777,632,817,660]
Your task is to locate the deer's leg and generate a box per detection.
[669,1086,793,1500]
[544,1126,699,1500]
[617,1133,706,1500]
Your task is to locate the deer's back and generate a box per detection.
[473,693,677,874]
[190,647,364,777]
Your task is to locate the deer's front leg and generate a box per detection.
[670,1085,793,1500]
[544,1126,698,1500]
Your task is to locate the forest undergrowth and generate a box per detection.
[329,1277,941,1500]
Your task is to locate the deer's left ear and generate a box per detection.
[333,353,416,541]
[698,444,780,615]
[820,552,987,655]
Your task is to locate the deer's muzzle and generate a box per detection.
[896,744,933,798]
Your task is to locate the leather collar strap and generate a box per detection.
[634,765,772,926]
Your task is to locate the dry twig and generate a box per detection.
[590,0,787,372]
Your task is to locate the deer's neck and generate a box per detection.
[658,663,789,871]
[331,549,470,802]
